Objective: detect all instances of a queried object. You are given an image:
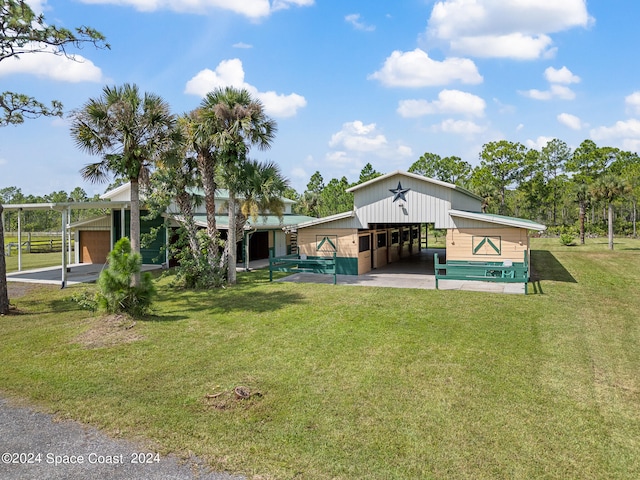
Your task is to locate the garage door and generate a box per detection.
[80,231,110,264]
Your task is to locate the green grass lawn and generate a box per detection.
[4,251,67,273]
[1,238,639,479]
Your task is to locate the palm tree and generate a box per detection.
[70,84,175,285]
[181,109,223,268]
[590,175,631,250]
[200,87,277,284]
[232,159,288,232]
[573,182,589,245]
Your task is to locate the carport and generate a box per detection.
[2,200,129,287]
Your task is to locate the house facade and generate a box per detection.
[70,183,315,265]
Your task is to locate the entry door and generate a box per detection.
[275,231,287,257]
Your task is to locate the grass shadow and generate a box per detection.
[530,250,577,283]
[155,267,306,316]
[163,288,306,316]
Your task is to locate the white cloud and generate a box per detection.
[436,119,486,134]
[520,84,576,101]
[396,145,414,157]
[370,48,482,87]
[256,90,307,118]
[291,166,307,179]
[327,121,413,170]
[625,92,640,116]
[329,121,387,152]
[591,119,640,141]
[426,0,592,59]
[450,33,554,60]
[184,58,307,118]
[558,113,582,130]
[25,0,47,14]
[397,89,486,118]
[325,151,353,166]
[233,42,253,49]
[345,13,375,32]
[526,136,555,150]
[545,66,580,84]
[0,158,7,166]
[0,43,103,83]
[78,0,313,18]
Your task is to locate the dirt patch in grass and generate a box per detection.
[7,283,44,299]
[203,386,263,411]
[73,314,144,349]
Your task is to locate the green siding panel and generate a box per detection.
[307,256,357,275]
[112,210,166,265]
[336,257,358,275]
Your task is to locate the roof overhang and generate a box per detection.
[295,210,356,229]
[448,210,546,231]
[2,201,130,212]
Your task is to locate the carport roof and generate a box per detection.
[191,213,317,230]
[2,201,129,212]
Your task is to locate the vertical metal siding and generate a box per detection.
[353,174,480,228]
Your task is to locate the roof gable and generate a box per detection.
[346,170,483,202]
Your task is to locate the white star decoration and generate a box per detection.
[389,182,410,202]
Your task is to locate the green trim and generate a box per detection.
[472,236,501,255]
[316,235,337,252]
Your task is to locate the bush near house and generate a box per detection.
[96,237,155,316]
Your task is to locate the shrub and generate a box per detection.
[559,233,575,246]
[97,237,156,316]
[169,229,226,289]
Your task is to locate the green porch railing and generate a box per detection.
[269,252,337,285]
[434,250,529,294]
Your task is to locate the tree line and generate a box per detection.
[0,186,105,232]
[290,139,640,250]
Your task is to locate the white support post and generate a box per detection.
[17,208,22,272]
[61,209,68,288]
[67,206,72,265]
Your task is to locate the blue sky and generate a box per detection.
[1,0,639,197]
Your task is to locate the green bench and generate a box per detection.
[269,253,337,284]
[434,251,529,294]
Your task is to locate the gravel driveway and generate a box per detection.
[0,398,245,480]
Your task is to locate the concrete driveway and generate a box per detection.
[6,264,162,287]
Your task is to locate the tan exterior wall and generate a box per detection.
[446,227,530,262]
[297,227,358,258]
[298,224,423,275]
